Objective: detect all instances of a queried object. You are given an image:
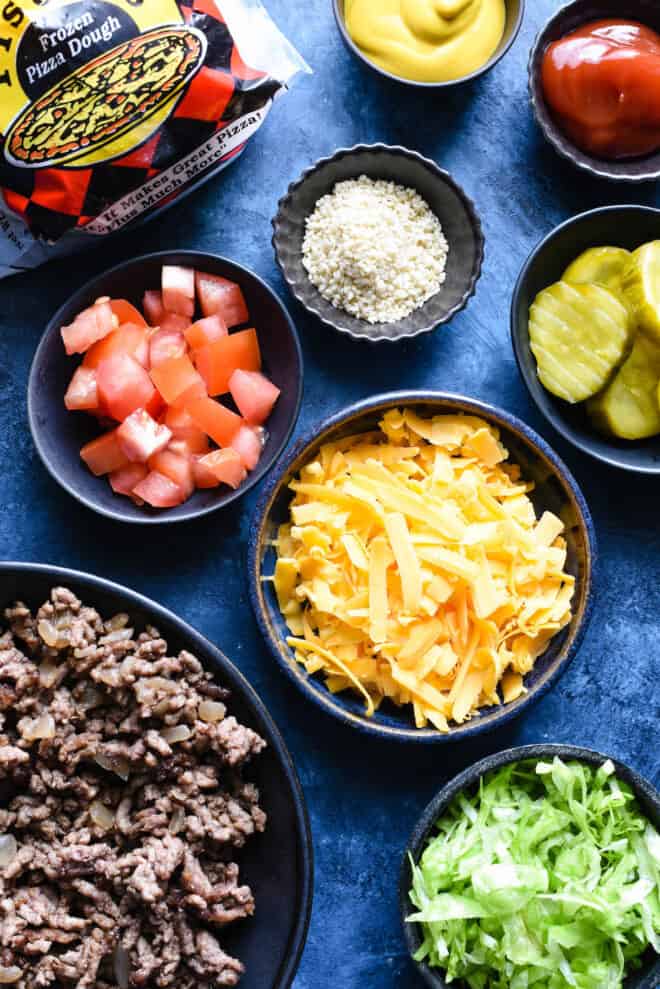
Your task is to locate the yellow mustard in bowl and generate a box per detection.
[344,0,506,83]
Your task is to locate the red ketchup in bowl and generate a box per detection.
[541,19,660,159]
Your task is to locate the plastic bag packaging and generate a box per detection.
[0,0,308,278]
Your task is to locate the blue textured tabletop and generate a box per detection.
[0,1,659,986]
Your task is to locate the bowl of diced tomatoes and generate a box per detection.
[28,251,303,523]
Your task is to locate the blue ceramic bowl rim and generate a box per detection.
[331,0,525,89]
[27,249,304,525]
[0,559,314,989]
[272,144,485,343]
[399,742,660,989]
[247,390,597,744]
[528,0,660,182]
[510,204,660,473]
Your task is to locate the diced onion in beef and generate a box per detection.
[37,619,69,649]
[39,660,60,687]
[100,628,133,645]
[108,613,129,631]
[0,967,21,983]
[95,754,130,780]
[161,725,191,744]
[90,801,115,830]
[168,807,186,834]
[0,835,17,867]
[21,713,55,740]
[198,700,226,723]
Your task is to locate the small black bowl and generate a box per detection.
[273,145,484,343]
[529,0,660,182]
[333,0,525,88]
[28,251,303,524]
[248,391,596,742]
[511,205,660,473]
[0,561,313,989]
[400,743,660,989]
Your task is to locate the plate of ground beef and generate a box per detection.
[0,563,312,989]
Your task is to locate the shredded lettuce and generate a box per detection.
[407,757,660,988]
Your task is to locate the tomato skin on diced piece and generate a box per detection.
[150,354,206,406]
[109,462,148,497]
[110,299,147,328]
[197,449,246,489]
[61,300,115,355]
[194,328,261,397]
[192,456,221,489]
[80,429,128,476]
[149,329,187,369]
[97,353,159,422]
[195,271,249,326]
[143,290,165,325]
[83,323,149,370]
[162,405,210,454]
[162,265,195,318]
[228,369,280,425]
[184,395,243,448]
[159,313,191,334]
[148,448,194,499]
[133,471,186,508]
[184,315,227,351]
[64,366,99,412]
[230,424,264,470]
[117,409,172,463]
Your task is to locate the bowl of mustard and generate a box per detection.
[333,0,525,87]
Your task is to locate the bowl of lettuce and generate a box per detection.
[400,744,660,989]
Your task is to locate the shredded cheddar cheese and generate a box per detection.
[268,409,575,732]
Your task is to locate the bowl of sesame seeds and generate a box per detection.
[272,145,485,343]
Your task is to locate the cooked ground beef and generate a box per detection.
[0,587,267,989]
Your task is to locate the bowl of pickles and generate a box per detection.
[511,205,660,473]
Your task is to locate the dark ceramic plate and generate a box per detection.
[529,0,660,181]
[332,0,524,87]
[511,205,660,473]
[272,145,484,343]
[400,743,660,989]
[28,251,303,524]
[248,392,596,743]
[0,561,313,989]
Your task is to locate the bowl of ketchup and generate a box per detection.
[529,0,660,181]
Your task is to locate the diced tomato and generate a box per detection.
[184,395,243,448]
[228,369,280,425]
[117,409,172,462]
[150,354,205,406]
[162,265,194,317]
[133,471,186,508]
[83,323,149,370]
[197,449,246,489]
[148,448,194,499]
[110,299,147,328]
[162,405,210,453]
[61,300,115,355]
[142,290,165,325]
[160,312,192,333]
[80,429,128,476]
[184,314,227,351]
[230,424,263,470]
[195,271,249,326]
[149,329,187,368]
[109,462,148,497]
[97,353,159,422]
[64,366,99,412]
[194,328,261,396]
[192,455,221,489]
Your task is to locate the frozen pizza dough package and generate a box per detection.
[0,0,308,278]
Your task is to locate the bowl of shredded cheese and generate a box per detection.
[272,145,484,342]
[248,392,596,742]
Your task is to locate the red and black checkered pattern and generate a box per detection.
[0,0,280,242]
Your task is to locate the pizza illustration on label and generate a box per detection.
[5,25,207,169]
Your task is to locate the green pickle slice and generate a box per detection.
[529,281,632,404]
[562,246,631,297]
[587,336,660,440]
[622,241,660,342]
